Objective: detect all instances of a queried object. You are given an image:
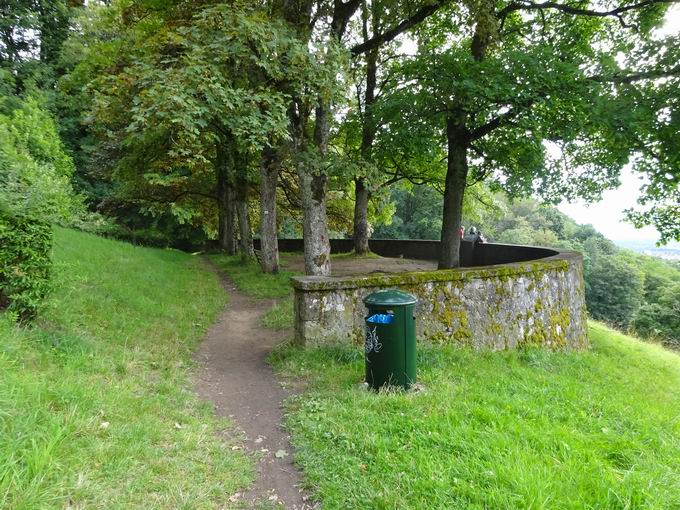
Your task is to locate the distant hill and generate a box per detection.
[614,240,680,261]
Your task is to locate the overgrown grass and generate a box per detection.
[0,228,252,509]
[261,300,294,330]
[271,322,680,509]
[209,254,297,299]
[331,251,381,260]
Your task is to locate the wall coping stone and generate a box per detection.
[291,250,582,292]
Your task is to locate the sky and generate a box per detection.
[557,7,680,242]
[558,168,659,241]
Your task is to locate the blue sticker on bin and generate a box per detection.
[367,313,394,324]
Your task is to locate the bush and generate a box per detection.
[584,251,644,328]
[0,96,77,320]
[633,283,680,348]
[0,217,52,320]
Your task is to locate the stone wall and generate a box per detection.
[255,238,558,265]
[291,250,588,350]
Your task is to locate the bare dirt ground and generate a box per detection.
[193,254,431,508]
[284,253,437,276]
[195,270,313,509]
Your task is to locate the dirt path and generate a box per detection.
[195,271,312,509]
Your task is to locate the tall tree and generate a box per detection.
[387,0,680,268]
[89,2,308,253]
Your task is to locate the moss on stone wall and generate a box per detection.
[293,253,587,351]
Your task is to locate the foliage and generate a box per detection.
[84,1,322,242]
[375,0,680,249]
[633,283,680,348]
[271,323,680,508]
[0,0,79,92]
[0,96,80,319]
[585,251,645,328]
[0,227,252,508]
[373,185,444,240]
[0,96,77,221]
[374,183,504,240]
[0,218,51,320]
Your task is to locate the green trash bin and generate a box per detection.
[363,289,417,390]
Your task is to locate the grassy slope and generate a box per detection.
[0,228,252,509]
[271,323,680,509]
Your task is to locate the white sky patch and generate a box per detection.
[558,167,660,241]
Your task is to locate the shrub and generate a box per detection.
[584,251,644,328]
[633,283,680,348]
[0,217,52,320]
[0,96,77,320]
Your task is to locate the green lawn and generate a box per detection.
[271,323,680,509]
[0,228,252,509]
[209,254,297,331]
[209,254,297,300]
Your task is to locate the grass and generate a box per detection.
[270,322,680,509]
[210,253,298,331]
[0,227,252,509]
[209,254,297,299]
[261,300,294,330]
[331,251,381,260]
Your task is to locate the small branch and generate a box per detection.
[498,0,680,25]
[498,0,679,19]
[470,106,524,141]
[590,64,680,84]
[350,1,448,56]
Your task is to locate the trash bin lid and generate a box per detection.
[363,289,417,307]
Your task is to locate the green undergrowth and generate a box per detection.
[210,253,298,330]
[261,300,294,330]
[0,228,252,509]
[209,253,298,299]
[331,251,381,260]
[270,323,680,509]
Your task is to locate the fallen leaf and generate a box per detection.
[274,449,288,459]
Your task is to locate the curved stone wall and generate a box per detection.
[291,244,588,350]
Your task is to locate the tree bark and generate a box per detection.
[259,145,280,273]
[439,115,470,269]
[353,44,378,255]
[274,0,358,276]
[235,169,254,258]
[299,168,331,275]
[297,101,331,275]
[216,142,237,254]
[353,177,370,254]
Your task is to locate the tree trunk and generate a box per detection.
[298,164,331,276]
[274,0,357,276]
[353,63,377,253]
[353,14,379,255]
[259,145,280,273]
[235,171,254,258]
[295,101,332,276]
[216,142,237,254]
[353,177,370,254]
[439,116,470,269]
